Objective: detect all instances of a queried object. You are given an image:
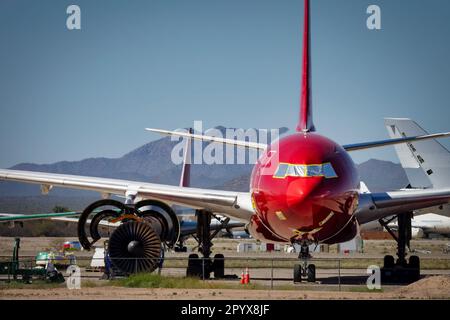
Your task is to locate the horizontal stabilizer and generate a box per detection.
[145,128,267,150]
[343,132,450,152]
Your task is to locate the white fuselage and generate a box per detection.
[389,213,450,238]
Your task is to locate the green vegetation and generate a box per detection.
[113,273,265,290]
[81,280,101,288]
[158,257,450,270]
[0,280,66,290]
[111,274,388,293]
[0,278,107,290]
[348,287,383,293]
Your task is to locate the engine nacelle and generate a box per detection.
[411,227,425,239]
[134,199,180,248]
[77,199,180,250]
[77,198,181,274]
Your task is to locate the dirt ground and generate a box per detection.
[1,237,450,299]
[1,276,449,300]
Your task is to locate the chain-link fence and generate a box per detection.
[0,254,381,291]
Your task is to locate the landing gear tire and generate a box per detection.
[293,264,302,283]
[186,255,212,280]
[213,254,225,279]
[307,264,316,283]
[409,255,420,281]
[187,254,202,277]
[409,255,420,269]
[384,255,395,269]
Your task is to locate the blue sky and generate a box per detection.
[0,0,449,168]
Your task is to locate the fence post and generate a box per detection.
[338,259,341,292]
[7,258,11,282]
[158,257,162,276]
[271,259,274,290]
[202,258,205,281]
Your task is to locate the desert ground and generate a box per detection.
[1,236,450,299]
[1,276,450,300]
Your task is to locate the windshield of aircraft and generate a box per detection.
[273,162,338,179]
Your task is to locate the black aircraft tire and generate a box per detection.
[213,254,225,279]
[384,255,395,269]
[293,264,302,283]
[187,254,201,277]
[307,264,316,283]
[409,255,420,281]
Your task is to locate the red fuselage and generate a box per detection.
[249,132,360,244]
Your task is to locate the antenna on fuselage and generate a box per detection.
[296,0,315,133]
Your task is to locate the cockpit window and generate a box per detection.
[273,163,289,178]
[307,165,322,176]
[293,165,307,176]
[322,163,338,178]
[273,162,338,179]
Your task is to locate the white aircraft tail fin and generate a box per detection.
[385,118,450,189]
[359,181,370,194]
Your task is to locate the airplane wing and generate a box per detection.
[0,211,81,222]
[0,212,244,237]
[356,188,450,224]
[0,169,254,222]
[0,212,120,227]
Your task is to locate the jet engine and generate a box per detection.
[77,199,180,274]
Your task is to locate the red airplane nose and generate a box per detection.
[286,177,323,207]
[250,132,359,243]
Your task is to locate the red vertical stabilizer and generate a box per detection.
[296,0,315,132]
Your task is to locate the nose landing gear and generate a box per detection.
[293,242,316,283]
